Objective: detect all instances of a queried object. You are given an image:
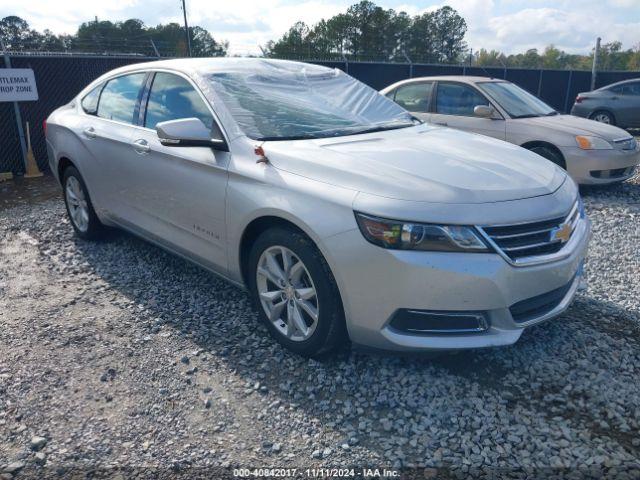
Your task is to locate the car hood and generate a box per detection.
[518,114,631,141]
[263,125,566,204]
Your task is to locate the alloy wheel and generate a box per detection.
[592,113,611,124]
[65,176,89,232]
[256,245,319,342]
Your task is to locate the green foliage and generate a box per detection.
[474,42,640,71]
[0,15,227,57]
[264,1,468,63]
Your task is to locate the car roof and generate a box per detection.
[381,75,506,92]
[598,77,640,90]
[95,57,336,78]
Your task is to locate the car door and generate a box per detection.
[77,72,147,216]
[430,81,506,140]
[119,71,230,272]
[387,81,434,122]
[616,82,640,127]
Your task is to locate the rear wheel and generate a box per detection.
[589,110,615,125]
[528,145,566,169]
[247,227,347,357]
[62,166,105,240]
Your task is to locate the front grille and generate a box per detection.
[612,137,637,151]
[480,201,580,262]
[509,275,576,323]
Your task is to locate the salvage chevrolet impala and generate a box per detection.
[46,59,590,356]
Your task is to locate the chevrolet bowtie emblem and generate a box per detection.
[551,223,572,243]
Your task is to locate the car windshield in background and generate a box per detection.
[478,81,556,119]
[207,69,416,140]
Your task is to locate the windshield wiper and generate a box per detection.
[256,134,320,141]
[336,122,417,137]
[545,111,559,116]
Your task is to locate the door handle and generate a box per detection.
[132,139,150,154]
[434,121,448,127]
[83,127,96,139]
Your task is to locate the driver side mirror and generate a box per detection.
[474,105,497,119]
[156,118,228,151]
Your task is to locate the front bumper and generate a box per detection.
[324,217,591,352]
[561,145,640,185]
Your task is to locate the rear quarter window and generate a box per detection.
[81,85,102,115]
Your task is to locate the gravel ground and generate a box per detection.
[1,174,639,479]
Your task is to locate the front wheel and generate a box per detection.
[247,228,347,357]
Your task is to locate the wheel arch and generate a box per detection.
[520,141,567,169]
[238,215,316,288]
[57,156,76,182]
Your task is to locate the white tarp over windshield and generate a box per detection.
[190,59,412,140]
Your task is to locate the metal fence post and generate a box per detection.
[0,37,28,173]
[591,37,600,91]
[402,51,413,78]
[150,38,160,58]
[537,69,544,97]
[341,53,349,74]
[563,70,574,114]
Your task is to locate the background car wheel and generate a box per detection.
[528,145,566,170]
[62,166,105,240]
[247,227,347,357]
[589,110,615,125]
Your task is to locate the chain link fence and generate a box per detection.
[1,54,157,175]
[1,53,639,175]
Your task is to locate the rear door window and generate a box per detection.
[393,82,433,113]
[97,73,146,124]
[436,82,489,116]
[144,73,214,130]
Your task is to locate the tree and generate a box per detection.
[264,1,467,64]
[0,15,227,57]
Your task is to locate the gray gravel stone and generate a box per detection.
[1,173,640,475]
[29,436,47,451]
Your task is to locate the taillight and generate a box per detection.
[43,119,47,137]
[575,96,586,104]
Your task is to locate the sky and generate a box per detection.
[1,0,639,56]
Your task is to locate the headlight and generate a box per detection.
[575,135,613,150]
[355,213,491,252]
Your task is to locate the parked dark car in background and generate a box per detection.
[571,79,640,128]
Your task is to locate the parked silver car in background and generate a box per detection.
[382,76,640,184]
[46,59,590,357]
[571,78,640,129]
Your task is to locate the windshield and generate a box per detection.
[206,66,416,140]
[477,81,556,118]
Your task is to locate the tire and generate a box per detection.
[589,110,615,126]
[62,166,105,240]
[528,145,566,170]
[247,227,347,357]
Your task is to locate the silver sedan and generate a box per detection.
[382,76,640,184]
[46,59,590,356]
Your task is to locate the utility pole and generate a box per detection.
[590,37,600,91]
[181,0,192,57]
